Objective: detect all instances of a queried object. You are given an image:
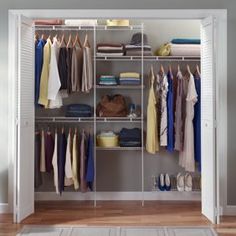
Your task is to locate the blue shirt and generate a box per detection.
[167,70,175,152]
[35,39,46,105]
[193,76,201,171]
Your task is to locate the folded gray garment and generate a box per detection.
[126,50,153,56]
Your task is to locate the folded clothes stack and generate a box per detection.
[65,104,92,117]
[125,33,153,56]
[125,45,153,56]
[96,43,125,56]
[119,128,142,147]
[98,75,118,86]
[170,38,201,56]
[119,72,140,85]
[97,131,119,147]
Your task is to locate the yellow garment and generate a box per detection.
[38,38,51,107]
[119,72,140,78]
[146,67,159,153]
[155,43,171,56]
[106,19,130,27]
[72,133,79,190]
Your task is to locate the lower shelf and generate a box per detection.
[35,191,201,201]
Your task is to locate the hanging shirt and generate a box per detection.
[71,45,83,92]
[58,46,68,90]
[193,74,201,171]
[38,38,52,108]
[167,70,174,152]
[82,42,93,93]
[35,132,42,188]
[174,71,184,151]
[156,73,168,146]
[146,67,159,154]
[179,73,198,172]
[58,132,67,195]
[35,38,46,105]
[67,46,73,94]
[64,131,73,186]
[86,134,94,191]
[80,131,87,192]
[40,130,46,172]
[47,37,62,108]
[45,131,54,172]
[72,132,79,190]
[52,131,59,194]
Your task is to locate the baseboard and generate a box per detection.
[35,191,201,201]
[0,203,10,213]
[222,205,236,215]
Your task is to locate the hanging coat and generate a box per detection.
[146,66,159,154]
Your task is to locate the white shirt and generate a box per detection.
[52,132,59,194]
[47,37,62,107]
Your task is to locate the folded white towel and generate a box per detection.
[65,19,97,26]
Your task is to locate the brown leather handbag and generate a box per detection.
[96,94,128,117]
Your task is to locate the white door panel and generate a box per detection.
[15,14,35,223]
[201,16,217,223]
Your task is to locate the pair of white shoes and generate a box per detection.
[177,173,192,192]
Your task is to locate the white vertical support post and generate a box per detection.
[93,25,97,207]
[141,23,144,206]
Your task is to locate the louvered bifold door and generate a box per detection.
[201,16,217,224]
[15,15,35,223]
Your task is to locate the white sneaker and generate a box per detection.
[184,173,193,192]
[177,173,184,192]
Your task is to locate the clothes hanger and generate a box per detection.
[73,33,83,48]
[185,64,192,77]
[67,33,73,48]
[159,64,165,75]
[83,33,90,47]
[177,64,181,73]
[195,64,201,78]
[59,33,66,47]
[168,64,173,78]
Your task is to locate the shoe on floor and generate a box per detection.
[177,173,185,192]
[158,173,165,191]
[165,173,171,191]
[184,173,193,192]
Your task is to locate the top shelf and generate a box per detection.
[35,24,143,31]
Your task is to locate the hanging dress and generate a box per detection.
[174,71,184,151]
[193,74,201,171]
[80,130,88,192]
[64,130,73,186]
[82,35,93,93]
[86,134,94,191]
[156,73,168,146]
[179,73,198,172]
[71,42,83,92]
[35,131,42,188]
[146,66,159,154]
[48,37,62,109]
[58,130,67,195]
[38,38,52,108]
[45,131,54,173]
[72,131,79,190]
[40,130,46,172]
[52,131,59,194]
[167,70,174,152]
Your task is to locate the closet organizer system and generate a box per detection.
[34,22,201,204]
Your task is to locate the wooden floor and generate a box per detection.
[0,201,236,235]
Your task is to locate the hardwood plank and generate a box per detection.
[0,201,235,235]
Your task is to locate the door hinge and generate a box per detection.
[215,206,223,216]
